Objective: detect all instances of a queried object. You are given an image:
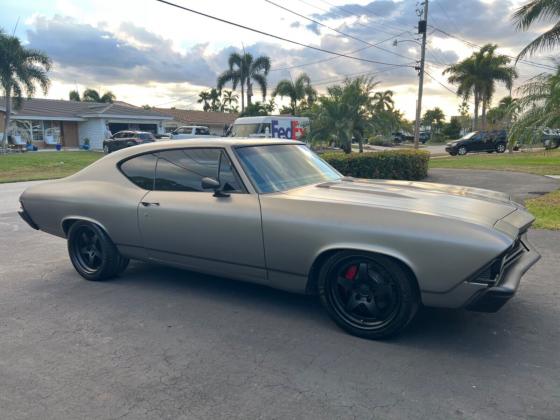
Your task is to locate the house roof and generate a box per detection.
[0,97,173,121]
[154,108,238,126]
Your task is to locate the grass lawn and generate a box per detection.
[0,151,102,183]
[429,149,560,176]
[526,190,560,230]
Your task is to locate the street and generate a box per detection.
[0,177,559,419]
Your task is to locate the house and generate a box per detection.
[0,98,173,150]
[154,108,238,136]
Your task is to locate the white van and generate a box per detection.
[170,126,212,140]
[228,116,310,140]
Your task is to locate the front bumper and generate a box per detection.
[465,234,540,312]
[18,206,39,230]
[445,145,457,153]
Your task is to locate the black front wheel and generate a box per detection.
[496,143,506,153]
[457,146,468,156]
[67,221,128,281]
[318,252,419,339]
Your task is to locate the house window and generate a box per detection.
[31,121,44,141]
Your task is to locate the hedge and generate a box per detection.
[322,150,430,180]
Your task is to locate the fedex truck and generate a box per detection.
[227,116,310,140]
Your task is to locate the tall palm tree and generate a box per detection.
[82,88,115,103]
[444,44,517,130]
[0,30,51,149]
[513,0,560,59]
[372,90,394,112]
[209,88,222,112]
[217,52,271,112]
[198,90,211,111]
[272,73,317,115]
[69,90,81,101]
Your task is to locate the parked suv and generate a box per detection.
[445,130,507,156]
[170,126,212,139]
[103,131,155,154]
[392,131,430,144]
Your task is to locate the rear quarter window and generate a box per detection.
[120,154,157,190]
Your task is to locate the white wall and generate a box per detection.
[78,119,106,150]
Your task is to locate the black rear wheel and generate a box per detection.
[67,221,127,281]
[318,252,418,339]
[496,143,506,153]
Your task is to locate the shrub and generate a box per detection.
[367,136,393,147]
[323,150,430,180]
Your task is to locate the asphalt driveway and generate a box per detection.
[0,173,559,419]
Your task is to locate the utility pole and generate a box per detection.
[413,0,428,149]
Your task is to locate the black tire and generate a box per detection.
[449,151,457,156]
[67,221,123,281]
[457,146,467,156]
[318,251,419,339]
[496,143,506,153]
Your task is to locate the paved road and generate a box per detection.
[1,176,559,419]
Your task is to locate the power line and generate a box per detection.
[154,0,414,68]
[312,64,412,86]
[295,0,409,38]
[315,0,412,36]
[270,30,411,72]
[424,69,456,94]
[429,26,556,71]
[265,0,416,63]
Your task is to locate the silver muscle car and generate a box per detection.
[19,139,541,339]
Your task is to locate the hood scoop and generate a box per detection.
[316,181,415,200]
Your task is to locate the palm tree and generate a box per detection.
[0,30,51,149]
[311,76,378,153]
[208,88,222,112]
[444,44,517,130]
[217,52,271,112]
[221,90,239,113]
[509,65,560,148]
[272,73,317,115]
[422,107,446,134]
[372,90,394,112]
[513,0,560,59]
[198,90,211,111]
[69,90,81,101]
[82,88,115,103]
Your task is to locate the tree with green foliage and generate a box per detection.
[372,90,394,112]
[509,65,560,149]
[81,88,115,103]
[69,90,81,101]
[442,117,462,139]
[217,52,271,112]
[272,73,316,115]
[444,44,517,130]
[197,90,212,111]
[422,107,446,134]
[0,29,51,149]
[221,89,239,113]
[513,0,560,59]
[311,76,378,153]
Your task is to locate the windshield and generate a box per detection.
[230,124,261,137]
[459,132,478,140]
[235,144,341,193]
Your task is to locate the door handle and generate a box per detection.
[141,201,160,207]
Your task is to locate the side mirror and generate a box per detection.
[201,177,229,197]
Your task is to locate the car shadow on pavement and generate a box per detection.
[110,261,532,353]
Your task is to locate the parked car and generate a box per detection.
[542,128,560,149]
[18,139,539,339]
[170,126,212,139]
[103,131,155,154]
[392,131,430,144]
[445,130,508,156]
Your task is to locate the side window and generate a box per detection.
[219,152,244,192]
[155,149,221,192]
[120,154,157,190]
[195,127,210,135]
[113,132,122,139]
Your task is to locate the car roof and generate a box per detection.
[111,138,304,158]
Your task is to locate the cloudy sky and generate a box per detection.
[1,0,555,119]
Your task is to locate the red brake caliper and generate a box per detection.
[344,265,358,281]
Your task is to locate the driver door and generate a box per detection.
[138,147,266,283]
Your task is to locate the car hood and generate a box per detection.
[283,178,521,228]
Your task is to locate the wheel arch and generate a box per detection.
[61,216,111,239]
[305,246,421,299]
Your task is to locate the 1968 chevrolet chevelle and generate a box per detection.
[19,139,541,338]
